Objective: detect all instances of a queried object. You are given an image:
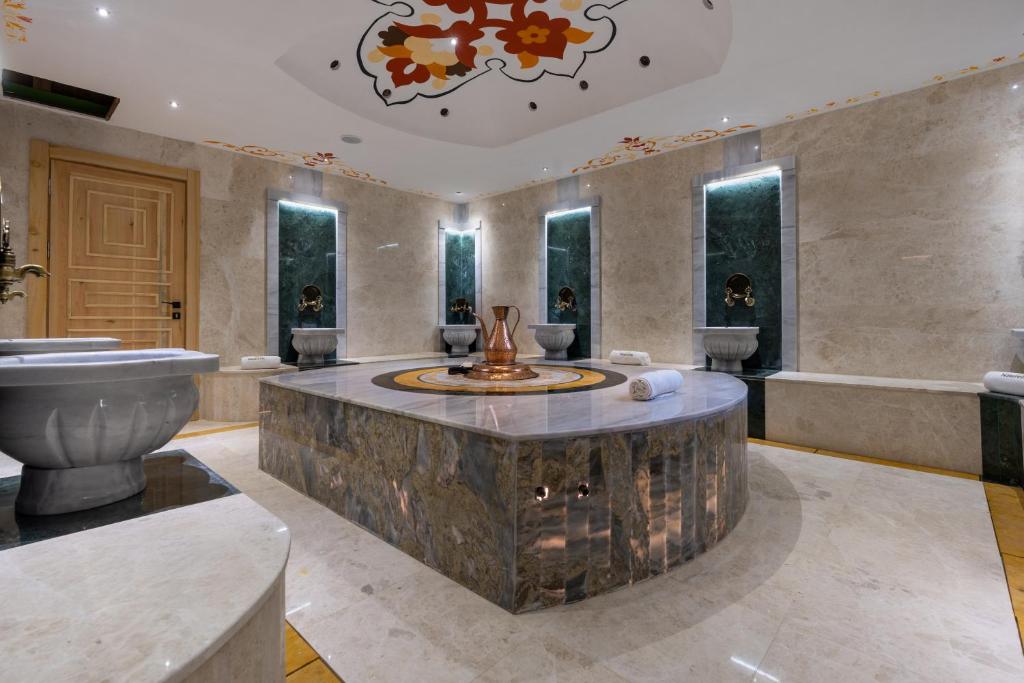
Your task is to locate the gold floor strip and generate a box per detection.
[984,482,1024,651]
[171,422,259,440]
[286,621,344,682]
[748,438,979,480]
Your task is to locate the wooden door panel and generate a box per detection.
[49,160,187,349]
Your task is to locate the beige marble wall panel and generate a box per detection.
[0,99,451,364]
[762,63,1024,382]
[765,378,982,474]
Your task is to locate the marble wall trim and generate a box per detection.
[691,157,798,369]
[538,197,602,359]
[266,189,348,359]
[259,382,747,613]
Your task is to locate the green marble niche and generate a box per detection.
[277,201,338,362]
[546,209,591,359]
[705,173,782,370]
[444,230,476,325]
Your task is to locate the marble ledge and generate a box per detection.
[768,370,985,395]
[260,359,747,441]
[0,494,290,683]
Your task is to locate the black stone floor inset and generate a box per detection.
[0,450,238,551]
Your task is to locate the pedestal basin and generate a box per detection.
[0,349,219,514]
[291,328,343,365]
[527,324,577,360]
[695,327,760,373]
[440,324,478,357]
[0,337,121,356]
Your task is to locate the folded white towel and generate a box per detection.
[610,350,652,366]
[241,355,281,370]
[629,370,683,401]
[983,371,1024,396]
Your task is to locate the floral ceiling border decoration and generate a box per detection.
[571,125,758,174]
[784,53,1024,123]
[358,0,625,106]
[3,1,30,43]
[202,141,388,186]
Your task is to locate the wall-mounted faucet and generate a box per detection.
[724,273,755,308]
[298,284,324,313]
[0,178,49,305]
[450,297,472,314]
[555,286,577,313]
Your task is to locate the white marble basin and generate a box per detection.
[440,324,479,356]
[0,349,219,515]
[527,323,577,360]
[695,327,760,373]
[0,337,121,356]
[291,328,343,365]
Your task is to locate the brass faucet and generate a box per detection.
[0,178,49,304]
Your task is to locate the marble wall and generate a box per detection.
[0,98,451,364]
[471,63,1024,382]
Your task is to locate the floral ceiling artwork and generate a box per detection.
[3,1,31,43]
[571,126,758,174]
[202,141,388,185]
[358,0,625,105]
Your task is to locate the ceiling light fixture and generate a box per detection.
[329,59,340,71]
[450,38,458,46]
[722,116,730,123]
[340,135,362,144]
[543,167,549,172]
[1013,83,1020,90]
[169,100,179,109]
[703,0,714,9]
[455,191,463,195]
[639,55,651,67]
[96,7,110,18]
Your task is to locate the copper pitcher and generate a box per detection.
[472,305,522,365]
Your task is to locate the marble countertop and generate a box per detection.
[261,359,747,440]
[0,495,290,683]
[768,370,985,395]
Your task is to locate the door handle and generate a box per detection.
[161,300,182,309]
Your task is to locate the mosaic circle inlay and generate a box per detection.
[372,365,627,396]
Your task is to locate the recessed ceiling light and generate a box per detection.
[754,145,760,150]
[169,100,179,109]
[450,38,458,46]
[543,167,549,172]
[722,116,730,123]
[96,7,110,18]
[585,183,591,188]
[455,191,463,195]
[340,134,362,144]
[1013,83,1020,90]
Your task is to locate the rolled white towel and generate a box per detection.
[610,349,652,366]
[983,371,1024,397]
[629,369,683,401]
[241,355,282,370]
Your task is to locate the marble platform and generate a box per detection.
[0,493,291,682]
[259,360,748,612]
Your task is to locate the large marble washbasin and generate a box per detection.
[0,337,121,356]
[0,349,219,514]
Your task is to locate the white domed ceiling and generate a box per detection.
[277,0,732,147]
[1,1,1022,199]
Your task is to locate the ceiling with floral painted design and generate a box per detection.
[1,0,1022,199]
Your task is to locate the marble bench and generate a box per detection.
[764,371,986,475]
[199,365,298,422]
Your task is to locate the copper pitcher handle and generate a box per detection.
[509,305,522,338]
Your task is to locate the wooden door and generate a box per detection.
[48,160,188,349]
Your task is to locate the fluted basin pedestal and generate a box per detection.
[440,325,479,357]
[527,324,576,360]
[0,349,219,515]
[291,328,343,365]
[695,327,760,373]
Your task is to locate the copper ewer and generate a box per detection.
[466,305,538,381]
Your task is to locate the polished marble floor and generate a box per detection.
[171,426,1024,683]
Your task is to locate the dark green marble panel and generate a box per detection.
[444,230,476,325]
[980,393,1024,487]
[546,209,591,359]
[705,174,782,369]
[278,202,338,362]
